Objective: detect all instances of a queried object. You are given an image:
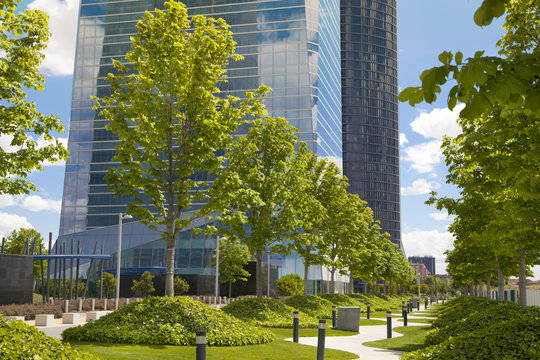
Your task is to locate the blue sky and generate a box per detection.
[2,0,538,279]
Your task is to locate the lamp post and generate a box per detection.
[215,236,225,301]
[116,213,132,310]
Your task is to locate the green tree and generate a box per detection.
[131,271,155,297]
[96,272,116,298]
[213,237,251,298]
[0,0,68,195]
[173,276,190,296]
[4,228,46,278]
[207,117,309,297]
[98,1,268,297]
[400,0,539,307]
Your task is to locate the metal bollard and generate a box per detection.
[425,298,428,310]
[64,299,69,313]
[293,311,299,343]
[417,299,420,311]
[196,331,206,360]
[317,320,326,360]
[91,298,95,311]
[332,306,336,328]
[78,298,83,312]
[367,303,371,319]
[386,311,392,338]
[403,308,407,326]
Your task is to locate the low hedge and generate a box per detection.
[283,295,334,319]
[426,301,534,345]
[62,296,273,346]
[402,316,540,360]
[222,297,318,328]
[320,293,366,310]
[0,315,97,359]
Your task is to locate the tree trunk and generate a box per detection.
[229,280,232,298]
[389,280,392,295]
[479,280,483,297]
[329,267,336,294]
[518,247,527,307]
[303,260,309,295]
[474,283,478,297]
[469,283,474,297]
[383,281,387,295]
[164,232,176,297]
[463,286,468,296]
[256,250,263,298]
[497,267,504,301]
[486,274,491,300]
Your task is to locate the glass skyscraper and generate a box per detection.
[340,0,401,246]
[57,0,347,295]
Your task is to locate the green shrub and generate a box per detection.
[283,295,334,319]
[0,315,97,359]
[276,274,303,296]
[62,296,273,346]
[131,271,155,297]
[222,297,318,328]
[348,294,391,311]
[174,277,190,296]
[320,294,366,310]
[402,317,540,360]
[431,296,512,329]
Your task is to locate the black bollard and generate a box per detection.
[430,297,433,305]
[196,331,206,360]
[332,306,336,328]
[293,311,299,343]
[403,308,407,326]
[417,299,420,311]
[386,311,392,338]
[425,298,428,310]
[367,303,371,319]
[317,320,326,360]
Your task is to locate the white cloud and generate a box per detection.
[401,178,440,196]
[0,194,61,213]
[402,140,443,173]
[27,0,79,76]
[429,212,449,221]
[410,104,464,140]
[402,229,455,274]
[0,211,33,238]
[20,196,61,213]
[399,133,409,146]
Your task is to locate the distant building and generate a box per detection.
[408,256,435,276]
[411,263,429,283]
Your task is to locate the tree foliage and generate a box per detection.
[0,0,68,195]
[213,237,250,297]
[98,0,268,296]
[173,276,190,296]
[131,271,155,297]
[3,228,46,278]
[96,272,116,298]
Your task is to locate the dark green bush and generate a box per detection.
[223,297,318,328]
[174,277,190,296]
[320,293,366,310]
[62,296,273,346]
[0,316,97,359]
[276,274,303,296]
[402,317,540,360]
[283,295,334,319]
[426,301,533,345]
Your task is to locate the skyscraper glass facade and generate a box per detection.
[340,0,401,246]
[57,0,345,294]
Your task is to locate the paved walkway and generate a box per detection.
[285,307,437,360]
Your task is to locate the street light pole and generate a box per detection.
[215,236,220,301]
[116,213,132,310]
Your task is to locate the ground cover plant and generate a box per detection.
[70,328,358,360]
[348,293,400,311]
[320,293,366,310]
[402,297,540,359]
[62,296,273,346]
[363,325,431,353]
[282,295,334,319]
[222,297,318,327]
[0,315,97,359]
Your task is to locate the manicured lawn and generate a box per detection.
[70,328,359,360]
[362,325,431,353]
[397,317,434,325]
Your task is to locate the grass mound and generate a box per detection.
[320,294,366,310]
[223,297,318,328]
[62,296,273,346]
[283,295,334,319]
[348,294,392,310]
[0,315,97,359]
